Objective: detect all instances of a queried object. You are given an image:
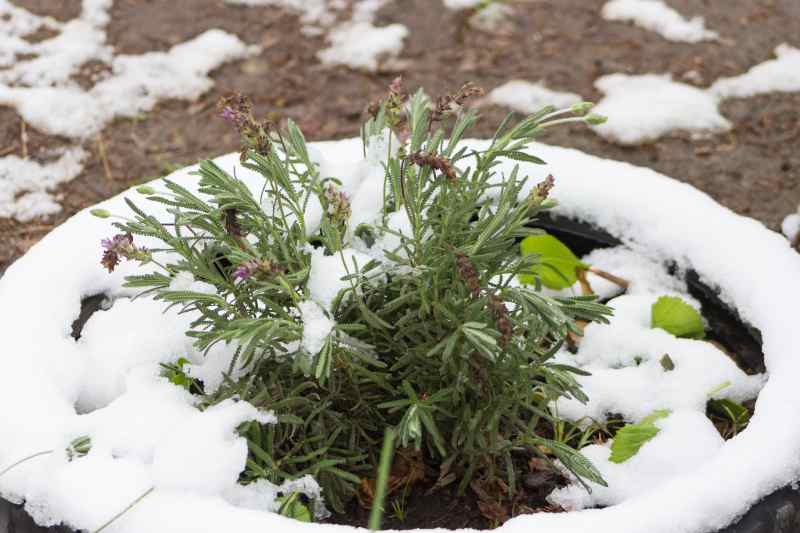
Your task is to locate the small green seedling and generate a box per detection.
[707,398,751,438]
[519,234,588,290]
[277,492,313,523]
[609,410,670,464]
[651,296,705,339]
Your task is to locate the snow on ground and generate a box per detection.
[0,147,87,221]
[317,0,408,71]
[0,1,257,222]
[486,43,800,146]
[442,0,482,10]
[1,138,798,533]
[591,74,730,145]
[485,80,582,114]
[602,0,719,43]
[710,43,800,99]
[590,44,800,144]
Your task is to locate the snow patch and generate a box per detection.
[486,80,582,114]
[317,0,408,71]
[0,1,256,222]
[711,44,800,99]
[592,74,730,145]
[0,147,87,221]
[602,0,719,43]
[442,0,482,10]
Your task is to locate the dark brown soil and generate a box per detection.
[326,475,562,531]
[1,0,798,276]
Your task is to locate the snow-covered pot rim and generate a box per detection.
[1,139,799,533]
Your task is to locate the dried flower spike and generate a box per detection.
[431,82,486,122]
[101,233,149,272]
[324,183,352,225]
[455,251,481,298]
[408,151,457,183]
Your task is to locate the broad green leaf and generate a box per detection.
[277,492,313,523]
[651,296,705,339]
[609,410,670,464]
[519,234,588,290]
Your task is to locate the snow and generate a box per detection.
[298,300,335,355]
[0,1,257,221]
[486,80,582,114]
[0,147,87,221]
[0,29,257,140]
[602,0,719,43]
[782,212,800,243]
[552,291,765,422]
[592,74,730,145]
[317,0,408,71]
[151,400,275,495]
[74,296,199,412]
[710,44,800,99]
[307,247,373,310]
[442,0,482,10]
[549,410,725,510]
[1,137,800,532]
[590,45,800,144]
[582,246,686,301]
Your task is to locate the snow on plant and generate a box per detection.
[97,82,612,516]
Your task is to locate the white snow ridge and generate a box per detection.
[602,0,719,43]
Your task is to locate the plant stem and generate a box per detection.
[0,450,53,479]
[369,428,397,531]
[587,266,630,290]
[92,486,154,533]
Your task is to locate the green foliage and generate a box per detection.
[277,492,313,523]
[111,86,612,516]
[707,398,751,438]
[518,234,589,290]
[651,296,705,339]
[160,357,202,393]
[609,410,670,464]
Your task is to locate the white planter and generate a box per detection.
[1,139,799,533]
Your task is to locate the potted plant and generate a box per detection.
[0,83,798,533]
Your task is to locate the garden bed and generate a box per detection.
[1,133,799,533]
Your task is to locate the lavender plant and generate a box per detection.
[102,82,612,516]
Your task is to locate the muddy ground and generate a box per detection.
[1,0,799,273]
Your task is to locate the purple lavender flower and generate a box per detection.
[219,106,237,123]
[233,260,259,281]
[100,233,149,273]
[232,259,285,282]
